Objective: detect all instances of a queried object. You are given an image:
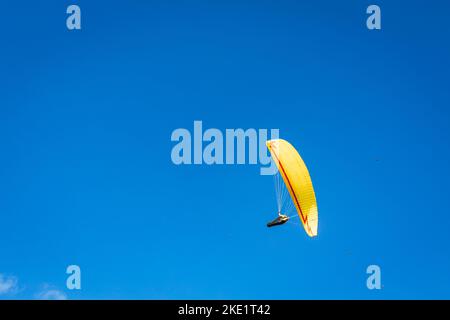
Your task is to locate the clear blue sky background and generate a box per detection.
[1,1,449,299]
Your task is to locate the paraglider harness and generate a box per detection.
[267,212,289,228]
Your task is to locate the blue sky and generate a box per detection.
[1,1,449,299]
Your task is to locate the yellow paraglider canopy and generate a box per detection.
[266,139,318,237]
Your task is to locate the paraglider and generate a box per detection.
[266,139,318,237]
[266,212,290,227]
